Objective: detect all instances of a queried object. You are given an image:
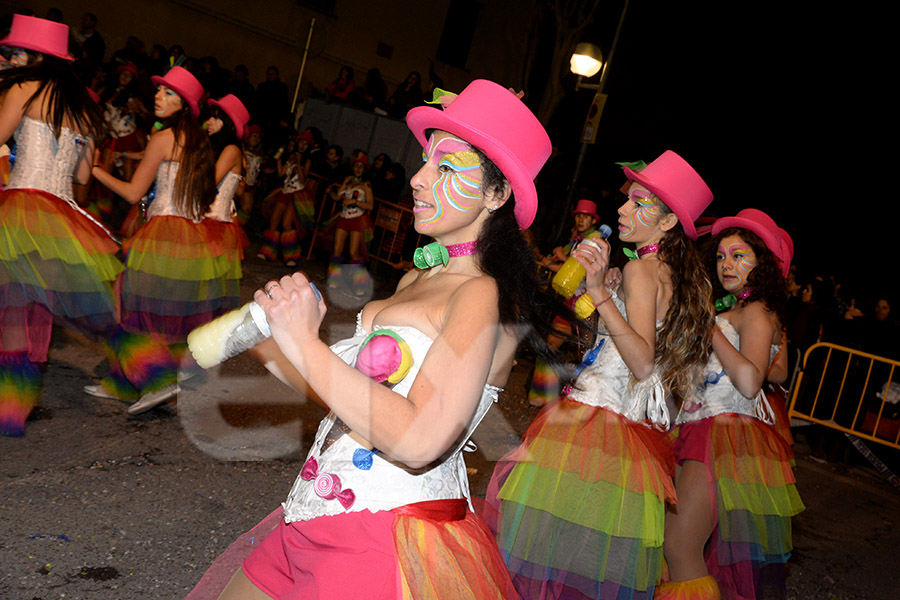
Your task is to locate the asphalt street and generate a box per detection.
[2,253,898,599]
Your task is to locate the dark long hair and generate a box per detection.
[474,148,578,378]
[207,105,239,158]
[0,52,103,140]
[157,102,216,219]
[705,227,788,326]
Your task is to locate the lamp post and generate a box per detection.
[556,0,630,241]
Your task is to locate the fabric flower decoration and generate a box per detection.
[356,330,413,385]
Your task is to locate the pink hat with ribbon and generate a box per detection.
[623,150,713,240]
[151,66,204,117]
[711,208,792,276]
[0,14,73,61]
[406,80,552,229]
[572,199,600,222]
[208,94,250,140]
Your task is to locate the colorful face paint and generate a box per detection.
[716,234,758,292]
[154,86,183,118]
[618,184,663,240]
[416,134,483,228]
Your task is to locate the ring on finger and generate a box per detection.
[264,283,279,299]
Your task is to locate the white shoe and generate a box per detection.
[127,384,180,415]
[84,384,119,400]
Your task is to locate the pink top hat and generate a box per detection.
[406,79,551,230]
[208,94,250,140]
[116,62,139,78]
[623,150,713,240]
[572,199,600,222]
[0,14,73,61]
[711,208,792,276]
[151,66,204,117]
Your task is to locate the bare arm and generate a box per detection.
[0,83,30,146]
[258,272,501,468]
[766,339,789,385]
[73,137,95,185]
[714,302,777,398]
[91,128,173,203]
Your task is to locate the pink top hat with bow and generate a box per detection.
[208,94,250,140]
[623,150,713,240]
[406,80,551,230]
[0,14,73,61]
[151,66,204,117]
[712,208,792,276]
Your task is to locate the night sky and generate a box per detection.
[537,2,882,302]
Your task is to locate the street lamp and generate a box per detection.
[570,42,603,89]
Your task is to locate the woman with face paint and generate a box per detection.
[660,209,803,600]
[202,94,251,314]
[188,80,565,600]
[0,15,116,436]
[486,151,716,600]
[85,66,219,415]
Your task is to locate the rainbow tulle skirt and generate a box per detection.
[201,217,248,307]
[486,398,676,599]
[119,215,237,343]
[0,188,121,360]
[673,414,804,600]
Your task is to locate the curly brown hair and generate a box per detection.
[705,227,787,327]
[655,210,715,403]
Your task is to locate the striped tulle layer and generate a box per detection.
[119,215,240,342]
[0,351,42,437]
[487,399,675,599]
[0,189,121,346]
[674,414,804,600]
[527,359,560,406]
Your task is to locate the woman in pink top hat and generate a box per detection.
[203,94,251,313]
[0,14,119,436]
[187,79,568,600]
[85,66,220,415]
[660,209,803,600]
[486,151,716,599]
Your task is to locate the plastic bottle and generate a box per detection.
[551,225,611,298]
[187,301,271,369]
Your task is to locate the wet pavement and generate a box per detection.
[2,252,898,599]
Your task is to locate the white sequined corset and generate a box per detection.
[6,117,88,204]
[676,315,778,425]
[282,319,501,523]
[206,171,241,222]
[566,290,670,429]
[145,161,196,221]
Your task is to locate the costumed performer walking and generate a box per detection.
[486,151,716,599]
[187,79,563,600]
[84,66,219,415]
[659,209,804,600]
[0,15,120,436]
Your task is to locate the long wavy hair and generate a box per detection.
[0,51,103,140]
[705,227,787,326]
[207,105,240,159]
[157,100,217,220]
[654,203,715,403]
[473,148,578,380]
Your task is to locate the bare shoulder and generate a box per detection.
[445,275,500,322]
[732,300,778,335]
[622,258,661,291]
[395,267,422,292]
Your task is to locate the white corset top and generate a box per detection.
[6,117,88,204]
[282,317,501,522]
[677,315,778,425]
[566,290,670,429]
[206,170,241,222]
[145,161,198,221]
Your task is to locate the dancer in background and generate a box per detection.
[203,94,250,315]
[327,153,374,296]
[0,15,119,436]
[660,209,803,600]
[188,80,563,600]
[487,151,715,599]
[85,66,218,415]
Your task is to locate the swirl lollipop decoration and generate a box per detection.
[355,330,413,385]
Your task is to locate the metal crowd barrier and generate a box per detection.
[789,342,900,450]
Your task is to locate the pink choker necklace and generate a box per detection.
[623,243,660,261]
[413,241,478,269]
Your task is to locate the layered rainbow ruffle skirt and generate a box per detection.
[201,217,248,310]
[673,414,804,600]
[486,398,676,599]
[0,188,122,361]
[119,215,239,342]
